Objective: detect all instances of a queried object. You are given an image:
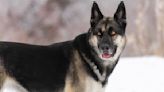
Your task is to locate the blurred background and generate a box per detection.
[0,0,163,57]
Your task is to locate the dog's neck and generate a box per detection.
[80,53,107,83]
[74,33,118,85]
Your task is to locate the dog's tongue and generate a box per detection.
[102,53,111,58]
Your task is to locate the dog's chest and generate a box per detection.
[64,58,105,92]
[64,73,105,92]
[64,51,106,92]
[83,76,105,92]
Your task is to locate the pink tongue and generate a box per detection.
[102,53,111,58]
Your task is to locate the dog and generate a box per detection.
[0,1,126,92]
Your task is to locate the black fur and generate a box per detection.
[90,1,103,27]
[114,1,126,30]
[0,41,73,91]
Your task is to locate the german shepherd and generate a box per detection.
[0,1,126,92]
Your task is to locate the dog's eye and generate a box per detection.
[108,27,116,36]
[97,30,103,37]
[111,31,116,36]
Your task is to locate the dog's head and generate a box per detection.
[88,1,126,62]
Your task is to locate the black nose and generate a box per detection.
[101,44,109,51]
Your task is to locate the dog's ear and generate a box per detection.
[90,1,103,28]
[114,1,126,29]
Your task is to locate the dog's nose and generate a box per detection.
[101,44,109,51]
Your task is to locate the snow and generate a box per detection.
[105,56,164,92]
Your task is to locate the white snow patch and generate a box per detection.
[105,56,164,92]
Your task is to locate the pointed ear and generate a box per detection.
[114,1,126,29]
[90,1,103,28]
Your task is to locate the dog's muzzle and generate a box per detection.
[100,44,116,59]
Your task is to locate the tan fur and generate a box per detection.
[113,35,126,61]
[64,50,105,92]
[89,35,98,47]
[64,50,85,92]
[0,67,6,88]
[0,58,7,88]
[101,25,106,32]
[0,58,28,92]
[0,76,28,92]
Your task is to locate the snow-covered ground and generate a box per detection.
[105,56,164,92]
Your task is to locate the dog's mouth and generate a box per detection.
[99,48,117,60]
[102,52,112,58]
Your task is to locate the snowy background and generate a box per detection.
[0,0,164,92]
[105,57,164,92]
